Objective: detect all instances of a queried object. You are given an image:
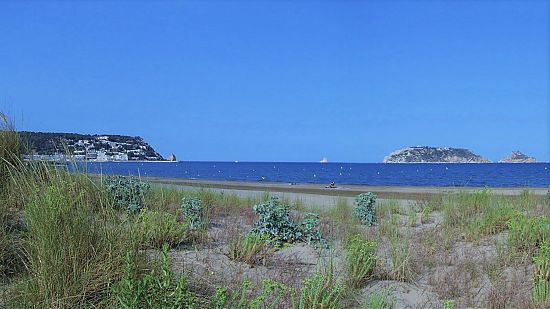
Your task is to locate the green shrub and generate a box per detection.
[250,197,326,247]
[299,272,344,309]
[363,291,394,309]
[345,235,378,288]
[131,210,189,249]
[181,197,204,230]
[353,192,377,226]
[110,244,196,308]
[228,234,275,265]
[533,241,550,303]
[104,176,150,213]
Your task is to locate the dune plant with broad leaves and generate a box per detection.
[181,197,204,230]
[250,197,327,247]
[353,192,377,226]
[104,176,150,213]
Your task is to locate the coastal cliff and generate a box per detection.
[499,151,536,163]
[384,146,490,163]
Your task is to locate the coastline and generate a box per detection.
[129,176,549,200]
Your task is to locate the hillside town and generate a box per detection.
[20,132,165,162]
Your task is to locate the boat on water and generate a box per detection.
[320,157,328,163]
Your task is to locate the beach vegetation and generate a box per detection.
[420,205,431,224]
[507,214,550,253]
[131,209,189,249]
[389,234,415,282]
[298,272,344,309]
[228,234,275,265]
[362,291,395,309]
[110,244,196,308]
[533,241,550,303]
[11,171,132,308]
[443,300,456,309]
[408,211,417,227]
[345,235,378,288]
[250,196,326,247]
[104,175,150,213]
[377,200,400,219]
[181,196,205,230]
[353,192,377,226]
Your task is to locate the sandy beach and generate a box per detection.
[124,176,550,211]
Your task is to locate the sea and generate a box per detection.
[77,161,550,188]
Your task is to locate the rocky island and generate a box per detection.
[384,146,490,163]
[499,151,536,163]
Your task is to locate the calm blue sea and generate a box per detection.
[77,162,550,188]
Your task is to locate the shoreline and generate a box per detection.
[126,176,549,200]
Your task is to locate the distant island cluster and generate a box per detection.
[20,132,172,162]
[384,146,538,163]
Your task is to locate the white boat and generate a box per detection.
[320,157,328,163]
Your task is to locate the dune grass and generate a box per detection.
[227,234,274,265]
[9,169,134,308]
[345,235,378,288]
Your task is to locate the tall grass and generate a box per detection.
[345,235,377,288]
[0,112,22,186]
[0,113,23,279]
[7,167,134,308]
[389,234,415,282]
[228,234,274,265]
[131,209,190,249]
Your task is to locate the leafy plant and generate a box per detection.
[228,234,275,265]
[300,213,328,248]
[250,197,326,247]
[111,244,196,308]
[131,210,189,249]
[345,235,378,288]
[181,197,204,230]
[353,192,377,226]
[104,176,150,213]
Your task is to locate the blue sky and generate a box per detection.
[1,1,548,162]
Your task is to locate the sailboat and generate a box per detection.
[320,157,328,163]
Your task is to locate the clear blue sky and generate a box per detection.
[1,1,548,162]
